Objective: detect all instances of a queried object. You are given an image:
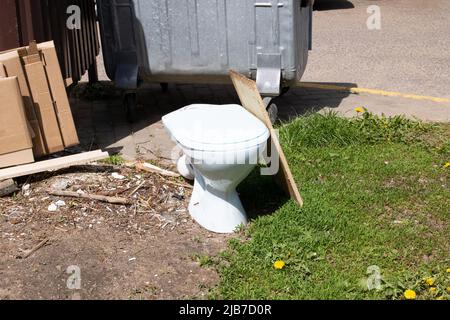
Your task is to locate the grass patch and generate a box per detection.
[191,253,216,268]
[214,111,449,300]
[100,154,125,166]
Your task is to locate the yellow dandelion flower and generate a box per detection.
[429,287,437,293]
[273,260,285,270]
[444,162,450,168]
[447,287,450,293]
[447,268,450,273]
[425,278,435,286]
[404,289,416,300]
[436,296,444,301]
[354,107,364,113]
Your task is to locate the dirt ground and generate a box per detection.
[0,163,230,300]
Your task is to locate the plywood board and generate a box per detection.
[38,41,79,148]
[0,149,34,169]
[229,70,303,206]
[23,61,65,153]
[0,50,46,156]
[0,76,34,168]
[0,150,109,180]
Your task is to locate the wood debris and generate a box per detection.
[136,162,180,178]
[0,158,191,248]
[17,238,49,259]
[49,190,131,205]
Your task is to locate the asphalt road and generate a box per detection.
[303,0,450,98]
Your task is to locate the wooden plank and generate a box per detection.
[136,162,181,178]
[0,150,109,180]
[229,70,303,206]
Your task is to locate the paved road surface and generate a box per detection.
[304,0,450,98]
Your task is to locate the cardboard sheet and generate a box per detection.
[22,60,65,153]
[0,50,46,156]
[0,40,79,158]
[0,77,34,168]
[38,41,79,147]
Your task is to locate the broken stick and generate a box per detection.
[49,190,131,205]
[128,181,146,197]
[163,179,193,189]
[17,238,49,259]
[136,162,180,178]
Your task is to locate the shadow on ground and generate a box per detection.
[238,168,289,221]
[314,0,355,11]
[69,81,356,159]
[276,82,355,122]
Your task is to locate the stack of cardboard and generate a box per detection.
[0,41,79,169]
[0,75,34,168]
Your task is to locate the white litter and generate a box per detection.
[48,200,66,212]
[22,184,31,196]
[51,178,70,190]
[55,200,66,207]
[111,172,125,180]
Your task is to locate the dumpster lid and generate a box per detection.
[162,104,269,150]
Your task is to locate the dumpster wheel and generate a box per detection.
[267,102,278,125]
[160,83,169,93]
[263,97,278,125]
[280,86,290,97]
[124,92,138,123]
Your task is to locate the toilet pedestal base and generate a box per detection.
[188,175,247,233]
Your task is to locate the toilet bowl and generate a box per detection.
[162,104,270,233]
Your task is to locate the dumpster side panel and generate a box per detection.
[98,0,311,85]
[289,2,311,84]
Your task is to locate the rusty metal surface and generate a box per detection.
[0,0,99,84]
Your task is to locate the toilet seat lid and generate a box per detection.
[162,104,270,151]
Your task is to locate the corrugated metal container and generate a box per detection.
[97,0,312,96]
[0,0,99,85]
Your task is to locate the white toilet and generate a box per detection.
[162,104,270,233]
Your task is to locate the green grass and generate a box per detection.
[213,111,449,300]
[100,154,125,166]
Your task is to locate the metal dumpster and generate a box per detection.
[97,0,313,120]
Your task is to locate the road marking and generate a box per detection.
[298,83,450,104]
